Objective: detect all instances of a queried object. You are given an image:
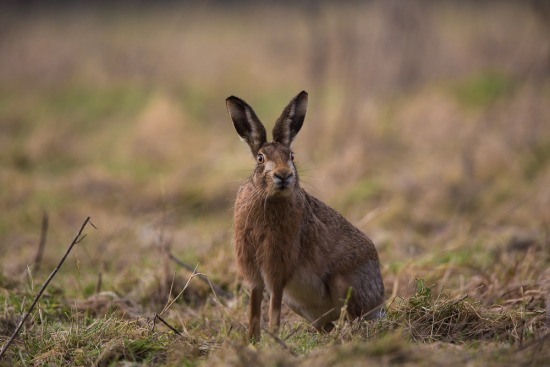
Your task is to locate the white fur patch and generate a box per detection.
[265,160,275,171]
[282,104,295,145]
[245,109,259,143]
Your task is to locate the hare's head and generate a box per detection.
[226,91,308,198]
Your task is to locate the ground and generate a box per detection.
[0,2,549,366]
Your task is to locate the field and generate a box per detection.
[1,1,549,366]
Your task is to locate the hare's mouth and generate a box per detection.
[271,179,294,196]
[271,185,293,198]
[275,184,291,191]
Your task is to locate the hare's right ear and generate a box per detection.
[272,91,308,147]
[226,96,267,156]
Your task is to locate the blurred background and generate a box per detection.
[0,0,549,298]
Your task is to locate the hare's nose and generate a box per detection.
[274,171,293,180]
[273,170,294,187]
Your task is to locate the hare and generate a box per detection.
[226,91,384,342]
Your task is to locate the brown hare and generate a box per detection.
[226,91,384,342]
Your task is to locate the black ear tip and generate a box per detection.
[298,90,308,98]
[226,96,247,113]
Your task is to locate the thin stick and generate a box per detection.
[283,324,304,341]
[516,330,550,352]
[196,272,225,307]
[33,211,49,272]
[95,272,102,294]
[159,264,200,316]
[154,314,182,336]
[168,252,233,299]
[263,328,298,357]
[0,217,93,359]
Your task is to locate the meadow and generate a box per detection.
[0,1,549,365]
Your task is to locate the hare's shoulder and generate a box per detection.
[234,179,256,204]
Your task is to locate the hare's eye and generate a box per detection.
[257,154,265,164]
[290,152,295,161]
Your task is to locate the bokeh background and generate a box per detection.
[0,1,549,364]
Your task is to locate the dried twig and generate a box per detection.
[168,252,233,299]
[516,330,550,352]
[96,272,102,294]
[263,328,298,357]
[157,264,227,326]
[158,209,172,305]
[283,324,305,341]
[0,217,94,359]
[196,271,225,307]
[159,264,199,316]
[33,211,49,272]
[155,314,182,336]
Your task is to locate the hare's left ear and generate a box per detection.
[226,96,267,156]
[272,91,308,147]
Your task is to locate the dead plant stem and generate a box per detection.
[0,217,93,359]
[33,211,49,272]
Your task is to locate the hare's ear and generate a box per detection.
[272,91,308,147]
[226,96,267,156]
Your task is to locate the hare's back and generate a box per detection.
[302,193,379,262]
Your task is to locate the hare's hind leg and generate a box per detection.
[347,262,385,320]
[249,283,264,343]
[325,269,383,324]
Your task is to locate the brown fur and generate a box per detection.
[226,91,384,342]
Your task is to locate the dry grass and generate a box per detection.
[0,1,549,366]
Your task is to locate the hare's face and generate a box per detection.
[226,91,308,198]
[254,143,297,197]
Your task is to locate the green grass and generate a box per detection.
[452,71,516,110]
